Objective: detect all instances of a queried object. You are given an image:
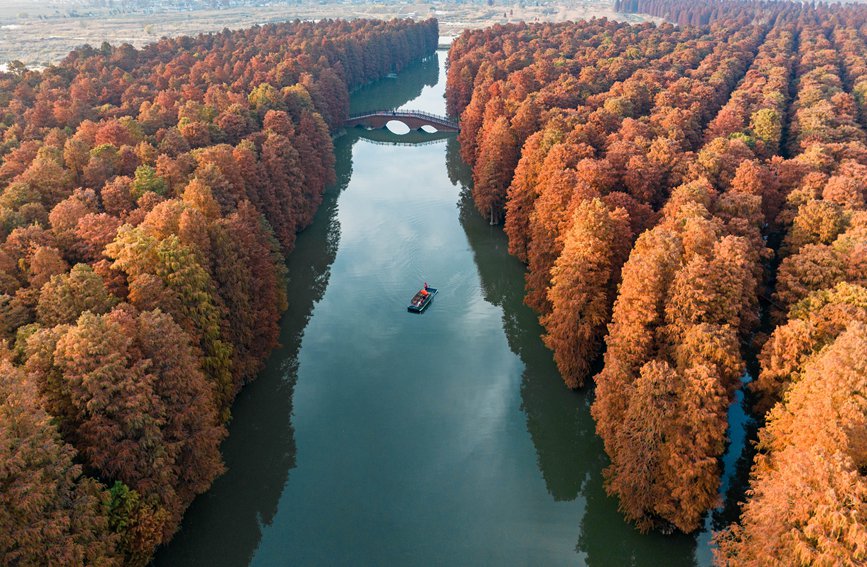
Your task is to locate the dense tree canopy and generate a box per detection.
[716,321,867,565]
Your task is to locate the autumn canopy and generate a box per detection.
[0,17,437,565]
[448,0,867,561]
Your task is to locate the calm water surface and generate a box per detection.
[154,53,751,567]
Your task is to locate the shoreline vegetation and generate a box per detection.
[0,17,437,565]
[449,0,866,562]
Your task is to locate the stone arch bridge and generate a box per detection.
[345,110,460,133]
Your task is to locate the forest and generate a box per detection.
[0,17,437,565]
[3,0,867,563]
[447,0,866,563]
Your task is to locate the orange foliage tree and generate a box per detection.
[716,322,867,565]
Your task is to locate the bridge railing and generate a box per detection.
[347,109,459,127]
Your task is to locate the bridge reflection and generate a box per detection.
[352,127,456,146]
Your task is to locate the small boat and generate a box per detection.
[407,285,438,313]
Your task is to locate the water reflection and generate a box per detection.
[446,135,472,188]
[353,127,455,146]
[350,52,440,116]
[451,138,587,502]
[578,468,699,567]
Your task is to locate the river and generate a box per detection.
[154,52,751,566]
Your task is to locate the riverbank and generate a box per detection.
[154,51,726,567]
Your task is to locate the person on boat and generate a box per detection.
[420,288,429,297]
[424,282,429,290]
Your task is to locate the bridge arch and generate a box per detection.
[384,119,412,135]
[345,110,460,133]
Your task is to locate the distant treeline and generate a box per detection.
[615,0,782,26]
[447,0,866,563]
[0,17,437,566]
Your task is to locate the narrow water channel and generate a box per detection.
[154,52,748,567]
